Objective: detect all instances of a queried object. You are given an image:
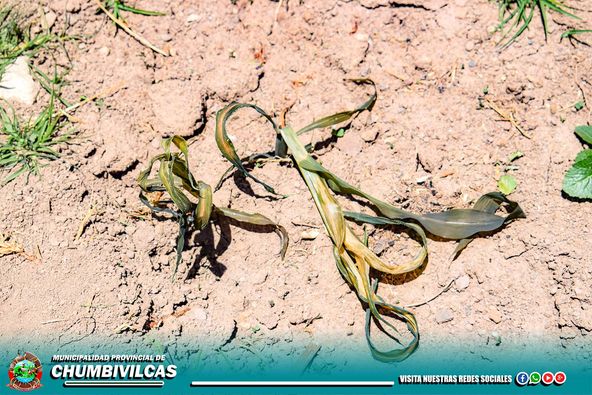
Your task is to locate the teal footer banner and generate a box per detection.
[1,340,590,394]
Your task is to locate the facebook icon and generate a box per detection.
[516,372,529,386]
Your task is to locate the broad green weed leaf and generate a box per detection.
[563,149,592,199]
[332,128,345,138]
[498,174,517,195]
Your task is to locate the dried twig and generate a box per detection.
[58,317,97,347]
[74,205,97,241]
[0,233,24,257]
[94,0,168,56]
[59,80,126,118]
[404,277,457,308]
[484,99,531,139]
[270,0,284,34]
[41,319,67,325]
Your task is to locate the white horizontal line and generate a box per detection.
[64,380,164,387]
[190,381,394,387]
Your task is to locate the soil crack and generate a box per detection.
[360,1,435,11]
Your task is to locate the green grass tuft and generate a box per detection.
[0,5,75,184]
[495,0,580,48]
[0,92,70,185]
[101,0,165,23]
[0,7,65,79]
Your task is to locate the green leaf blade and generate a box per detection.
[498,174,517,195]
[575,125,592,145]
[563,149,592,199]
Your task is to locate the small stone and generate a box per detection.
[361,129,378,143]
[372,239,389,256]
[150,257,161,271]
[416,175,431,184]
[455,275,470,291]
[468,60,477,68]
[114,323,131,334]
[354,33,369,42]
[236,311,253,330]
[416,56,432,70]
[487,307,503,324]
[300,229,319,240]
[258,312,279,330]
[98,46,110,56]
[186,14,200,23]
[435,308,454,324]
[465,41,475,51]
[0,57,40,105]
[189,308,207,321]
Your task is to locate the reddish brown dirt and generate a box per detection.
[1,0,590,363]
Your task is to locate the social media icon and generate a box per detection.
[529,372,541,385]
[515,372,529,386]
[542,372,554,385]
[554,371,566,385]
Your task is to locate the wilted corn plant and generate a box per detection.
[215,79,525,361]
[137,136,287,279]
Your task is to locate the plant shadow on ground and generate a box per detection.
[184,214,282,280]
[219,128,343,200]
[231,170,283,201]
[375,259,429,287]
[142,210,230,278]
[561,190,592,203]
[185,219,231,279]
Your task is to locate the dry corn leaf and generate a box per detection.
[214,79,525,361]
